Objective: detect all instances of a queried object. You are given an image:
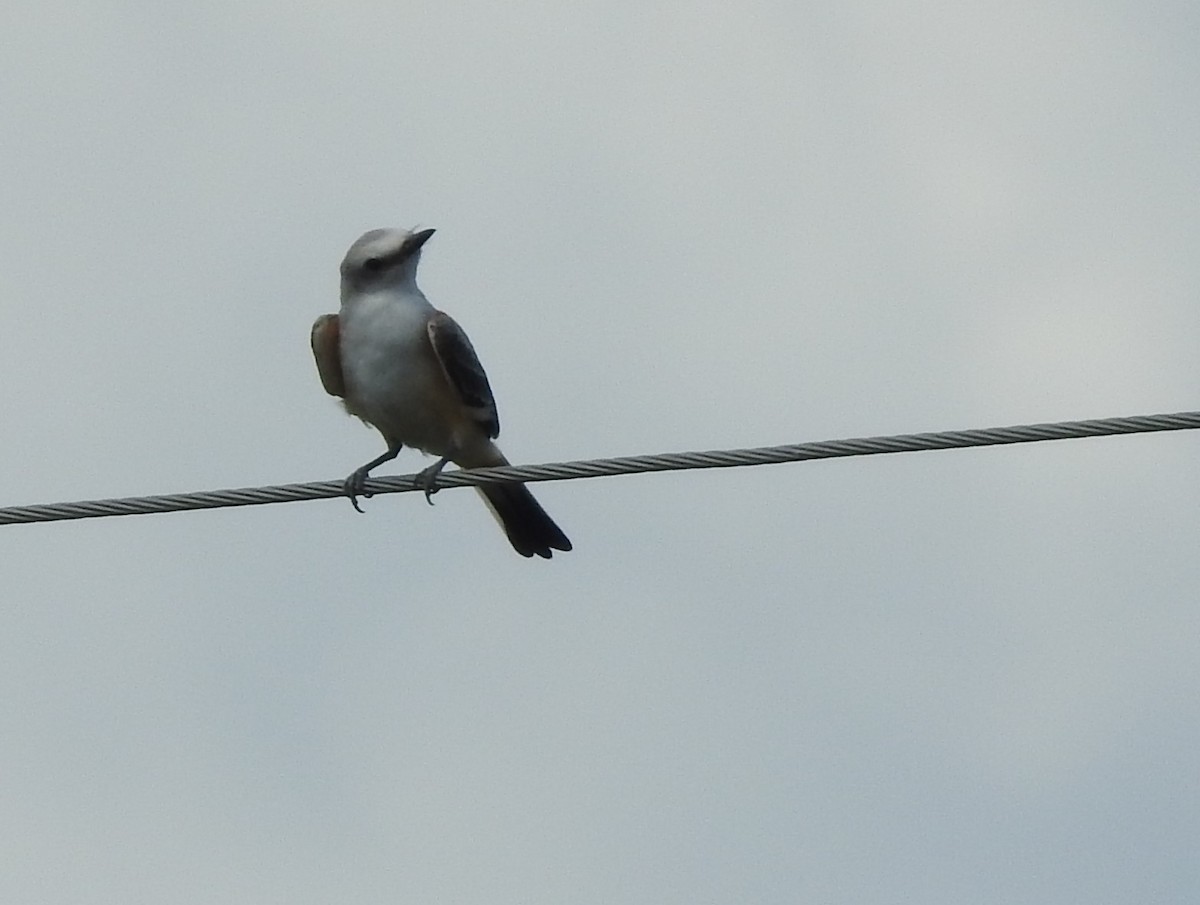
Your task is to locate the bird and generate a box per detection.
[311,227,572,559]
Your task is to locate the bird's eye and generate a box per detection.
[362,256,383,272]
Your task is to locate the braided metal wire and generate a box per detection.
[2,410,1198,526]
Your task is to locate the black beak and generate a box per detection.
[402,228,436,258]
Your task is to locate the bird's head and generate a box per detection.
[340,226,435,296]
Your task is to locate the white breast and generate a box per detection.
[338,288,458,455]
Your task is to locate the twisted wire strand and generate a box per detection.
[2,410,1198,526]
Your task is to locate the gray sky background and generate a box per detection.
[3,2,1199,902]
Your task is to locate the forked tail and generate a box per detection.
[477,482,572,558]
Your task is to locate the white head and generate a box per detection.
[340,227,435,300]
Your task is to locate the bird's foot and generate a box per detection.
[339,446,403,514]
[343,467,374,513]
[415,457,450,506]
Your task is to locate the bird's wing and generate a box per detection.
[310,313,346,398]
[427,310,500,438]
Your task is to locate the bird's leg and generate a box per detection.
[344,445,402,513]
[415,456,452,506]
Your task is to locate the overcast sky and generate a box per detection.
[3,2,1199,903]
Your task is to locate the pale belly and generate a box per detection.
[338,293,473,456]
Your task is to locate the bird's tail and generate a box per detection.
[478,483,572,558]
[467,445,572,558]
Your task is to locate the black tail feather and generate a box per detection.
[477,483,572,559]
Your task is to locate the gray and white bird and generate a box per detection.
[311,227,571,558]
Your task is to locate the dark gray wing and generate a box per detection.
[427,310,500,438]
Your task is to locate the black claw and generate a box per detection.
[414,458,450,506]
[343,471,369,513]
[416,471,439,506]
[338,446,403,513]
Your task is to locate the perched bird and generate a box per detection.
[311,227,572,558]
